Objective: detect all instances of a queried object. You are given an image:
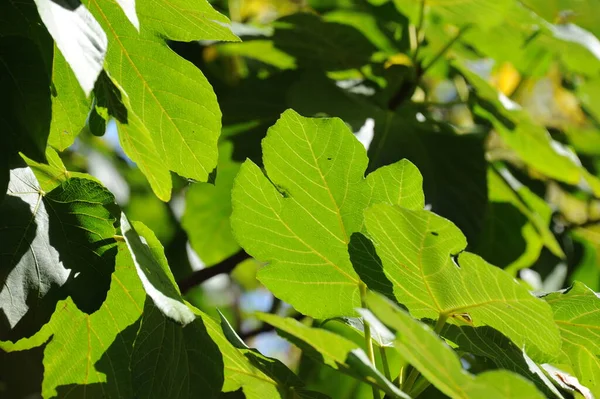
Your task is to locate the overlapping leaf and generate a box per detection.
[1,244,224,399]
[544,282,600,397]
[365,293,546,399]
[86,0,238,200]
[0,167,118,341]
[231,109,423,318]
[362,202,560,361]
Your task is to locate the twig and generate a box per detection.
[420,25,470,76]
[178,249,250,294]
[412,0,426,64]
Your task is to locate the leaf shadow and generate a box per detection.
[348,232,395,302]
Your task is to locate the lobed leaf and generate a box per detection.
[231,109,423,318]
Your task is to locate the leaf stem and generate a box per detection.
[113,234,125,242]
[360,283,380,399]
[403,314,448,393]
[379,346,392,381]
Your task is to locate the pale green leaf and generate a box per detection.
[33,0,107,95]
[365,293,546,399]
[363,203,561,361]
[231,109,423,318]
[121,215,195,325]
[544,282,600,397]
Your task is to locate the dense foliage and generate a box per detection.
[2,0,600,397]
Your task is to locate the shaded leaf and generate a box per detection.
[1,244,224,399]
[0,167,117,341]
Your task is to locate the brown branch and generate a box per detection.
[178,249,250,294]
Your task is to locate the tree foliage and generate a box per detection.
[2,0,600,398]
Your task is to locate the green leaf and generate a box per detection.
[256,313,410,399]
[362,202,561,361]
[33,0,107,95]
[231,109,422,318]
[365,293,546,399]
[121,215,195,325]
[544,282,600,397]
[0,167,118,341]
[86,0,238,200]
[1,244,225,399]
[183,142,241,266]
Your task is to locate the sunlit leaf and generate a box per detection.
[231,109,422,318]
[362,202,561,361]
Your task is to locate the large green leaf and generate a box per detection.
[287,72,488,244]
[362,202,560,361]
[544,282,600,397]
[256,313,409,399]
[86,0,238,200]
[231,109,422,318]
[121,216,195,325]
[0,167,118,341]
[1,244,224,399]
[365,293,546,399]
[182,142,241,266]
[33,0,107,95]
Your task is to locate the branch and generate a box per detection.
[178,249,250,294]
